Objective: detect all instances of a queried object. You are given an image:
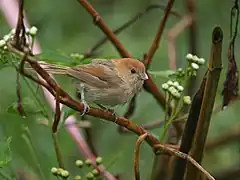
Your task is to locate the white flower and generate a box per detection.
[161,83,169,90]
[183,96,191,105]
[173,81,179,87]
[0,40,6,47]
[3,35,10,42]
[186,53,193,60]
[192,55,199,62]
[25,28,30,34]
[168,86,177,94]
[167,80,174,86]
[191,62,199,70]
[3,46,7,50]
[172,91,181,99]
[10,28,16,35]
[198,58,205,65]
[177,85,184,92]
[29,26,38,36]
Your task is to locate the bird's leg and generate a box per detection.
[79,84,90,116]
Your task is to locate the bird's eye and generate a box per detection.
[131,68,136,74]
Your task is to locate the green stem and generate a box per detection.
[21,132,47,180]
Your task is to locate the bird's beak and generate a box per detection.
[142,73,148,80]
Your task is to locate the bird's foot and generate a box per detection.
[80,100,90,116]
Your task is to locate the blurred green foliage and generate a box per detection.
[0,0,240,179]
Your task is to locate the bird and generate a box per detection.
[38,58,148,115]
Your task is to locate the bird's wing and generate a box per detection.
[66,65,122,88]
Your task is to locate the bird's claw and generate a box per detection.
[80,100,90,116]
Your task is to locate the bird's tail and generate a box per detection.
[34,61,69,75]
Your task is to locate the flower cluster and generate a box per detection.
[74,158,101,179]
[51,157,103,180]
[0,26,38,50]
[186,53,205,76]
[51,167,70,178]
[162,80,184,99]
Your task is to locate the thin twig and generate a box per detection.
[144,0,175,69]
[185,26,223,180]
[16,72,26,117]
[84,4,181,58]
[153,144,215,180]
[52,88,61,133]
[52,133,65,169]
[51,87,65,168]
[77,0,131,57]
[119,115,187,133]
[134,133,148,180]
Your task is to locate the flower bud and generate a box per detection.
[192,55,199,62]
[0,40,6,48]
[3,35,10,42]
[183,96,191,105]
[173,81,179,87]
[85,159,92,166]
[29,26,38,36]
[167,80,174,86]
[75,160,84,168]
[10,29,16,35]
[74,175,82,180]
[60,170,70,178]
[96,157,103,165]
[186,53,193,60]
[177,85,184,92]
[51,167,58,175]
[92,169,99,176]
[86,172,94,179]
[191,62,199,70]
[198,58,205,65]
[161,83,169,91]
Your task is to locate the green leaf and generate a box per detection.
[0,137,12,167]
[148,70,175,79]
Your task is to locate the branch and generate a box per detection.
[134,133,148,180]
[119,115,187,133]
[153,144,215,180]
[84,4,181,58]
[77,0,131,57]
[144,0,175,69]
[185,26,223,180]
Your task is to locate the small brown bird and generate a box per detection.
[39,58,148,114]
